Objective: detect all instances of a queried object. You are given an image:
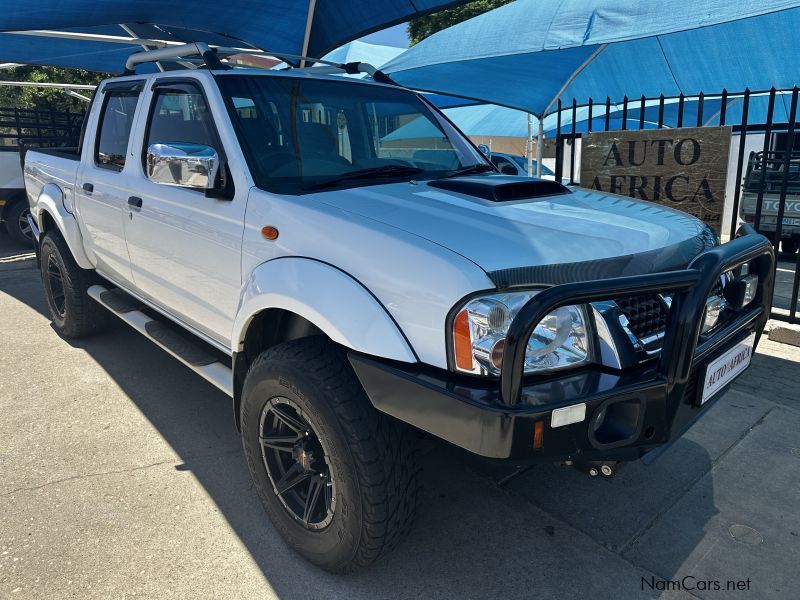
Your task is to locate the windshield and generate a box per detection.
[217,75,490,194]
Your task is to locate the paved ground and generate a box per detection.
[1,233,799,599]
[773,254,800,317]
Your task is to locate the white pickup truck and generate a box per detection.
[24,45,775,572]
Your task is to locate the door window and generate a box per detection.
[95,91,140,170]
[145,86,217,149]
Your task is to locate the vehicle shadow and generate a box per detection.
[0,268,758,598]
[0,233,35,265]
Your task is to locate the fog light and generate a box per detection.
[551,403,586,428]
[741,275,758,306]
[724,274,759,309]
[702,296,724,333]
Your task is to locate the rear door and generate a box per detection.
[123,77,247,348]
[76,80,144,284]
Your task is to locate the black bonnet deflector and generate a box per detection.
[428,175,569,202]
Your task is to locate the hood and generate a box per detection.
[316,176,717,282]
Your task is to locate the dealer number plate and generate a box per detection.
[782,217,800,226]
[700,333,756,404]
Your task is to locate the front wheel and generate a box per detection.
[240,337,418,572]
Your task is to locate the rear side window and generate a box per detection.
[145,86,216,149]
[95,91,140,170]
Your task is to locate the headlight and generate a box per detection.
[452,291,591,376]
[701,295,726,333]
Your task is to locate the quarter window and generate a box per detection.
[95,91,140,170]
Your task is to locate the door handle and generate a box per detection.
[127,196,143,209]
[82,182,93,193]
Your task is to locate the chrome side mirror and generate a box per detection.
[477,143,491,158]
[146,142,220,190]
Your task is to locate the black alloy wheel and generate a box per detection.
[259,397,335,529]
[45,253,67,318]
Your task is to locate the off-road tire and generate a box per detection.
[241,336,418,573]
[6,199,34,247]
[40,230,108,338]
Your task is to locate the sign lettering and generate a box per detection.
[581,126,732,232]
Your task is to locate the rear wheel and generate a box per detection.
[241,336,418,572]
[781,238,800,254]
[40,231,108,338]
[5,199,34,247]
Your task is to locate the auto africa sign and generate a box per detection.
[581,126,732,232]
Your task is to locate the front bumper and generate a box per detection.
[350,225,775,462]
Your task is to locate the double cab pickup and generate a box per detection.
[24,44,775,572]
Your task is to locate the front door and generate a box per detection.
[123,78,246,348]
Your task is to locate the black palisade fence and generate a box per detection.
[552,87,800,324]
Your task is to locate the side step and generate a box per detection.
[88,285,233,396]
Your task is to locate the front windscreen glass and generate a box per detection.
[217,75,490,194]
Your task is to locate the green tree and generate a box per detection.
[407,0,513,45]
[0,66,109,112]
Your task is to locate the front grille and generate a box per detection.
[613,294,669,340]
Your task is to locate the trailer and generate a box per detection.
[0,105,85,245]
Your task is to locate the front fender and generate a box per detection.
[35,183,94,270]
[233,257,416,363]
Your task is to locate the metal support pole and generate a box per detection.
[527,113,533,177]
[300,0,318,68]
[535,118,544,178]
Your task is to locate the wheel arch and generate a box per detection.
[35,183,94,269]
[231,257,417,429]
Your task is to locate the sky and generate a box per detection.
[359,23,410,48]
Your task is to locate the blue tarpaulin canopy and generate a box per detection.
[0,1,462,72]
[321,40,404,69]
[383,0,800,118]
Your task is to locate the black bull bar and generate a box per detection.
[501,224,775,406]
[350,225,775,461]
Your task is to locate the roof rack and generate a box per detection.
[123,42,398,84]
[124,42,231,74]
[275,53,397,85]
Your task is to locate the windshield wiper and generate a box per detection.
[440,163,496,178]
[302,165,424,191]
